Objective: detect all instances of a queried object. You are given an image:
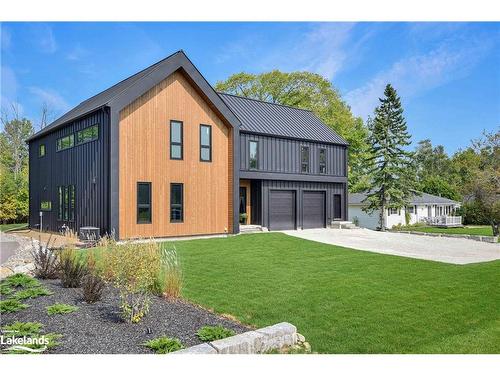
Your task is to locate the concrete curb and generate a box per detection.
[391,230,498,243]
[174,322,297,354]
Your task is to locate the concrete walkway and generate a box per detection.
[284,228,500,265]
[0,231,20,264]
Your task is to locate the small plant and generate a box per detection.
[239,212,248,224]
[59,249,87,288]
[196,325,236,341]
[101,240,160,323]
[46,303,79,315]
[31,237,60,279]
[14,287,53,300]
[1,273,41,288]
[1,321,43,337]
[0,298,29,313]
[143,336,184,354]
[158,246,182,300]
[0,284,14,295]
[352,216,359,227]
[81,273,105,304]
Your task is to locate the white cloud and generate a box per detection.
[32,24,57,53]
[1,65,19,111]
[66,44,88,61]
[345,37,492,119]
[29,87,70,113]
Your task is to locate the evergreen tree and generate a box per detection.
[363,84,416,231]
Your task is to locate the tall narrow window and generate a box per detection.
[137,182,152,224]
[200,124,212,162]
[39,144,46,157]
[68,185,75,221]
[301,146,310,173]
[58,186,63,220]
[319,148,326,174]
[249,141,259,169]
[170,120,183,160]
[63,186,69,221]
[170,183,184,223]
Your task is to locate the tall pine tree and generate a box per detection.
[363,84,416,231]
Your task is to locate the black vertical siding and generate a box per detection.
[28,108,110,235]
[240,132,347,176]
[260,180,346,229]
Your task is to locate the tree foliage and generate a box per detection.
[215,70,370,191]
[0,111,33,224]
[362,84,417,231]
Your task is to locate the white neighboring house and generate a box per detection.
[348,192,462,230]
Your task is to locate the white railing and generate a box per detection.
[425,216,462,226]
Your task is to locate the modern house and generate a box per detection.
[27,51,348,240]
[348,191,462,230]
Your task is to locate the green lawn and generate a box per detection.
[0,222,28,232]
[169,233,500,353]
[403,225,494,237]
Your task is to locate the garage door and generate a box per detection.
[269,190,296,230]
[303,191,326,229]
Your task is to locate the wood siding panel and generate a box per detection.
[119,71,232,239]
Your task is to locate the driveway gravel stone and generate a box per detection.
[284,228,500,265]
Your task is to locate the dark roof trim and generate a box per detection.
[240,170,347,183]
[27,51,240,142]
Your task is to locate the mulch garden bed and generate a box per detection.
[1,278,249,354]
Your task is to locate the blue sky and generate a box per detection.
[1,22,498,152]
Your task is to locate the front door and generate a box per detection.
[239,187,247,224]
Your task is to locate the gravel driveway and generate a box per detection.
[284,228,500,265]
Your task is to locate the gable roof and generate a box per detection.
[27,51,240,142]
[349,191,460,206]
[219,93,348,145]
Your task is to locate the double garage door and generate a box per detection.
[269,190,326,230]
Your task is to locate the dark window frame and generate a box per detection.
[58,186,63,220]
[249,140,259,170]
[199,124,212,162]
[170,120,183,160]
[56,134,75,152]
[170,183,184,223]
[76,124,99,145]
[68,185,75,222]
[301,146,310,173]
[319,148,327,174]
[137,182,152,224]
[39,144,46,158]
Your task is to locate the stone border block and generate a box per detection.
[173,343,217,354]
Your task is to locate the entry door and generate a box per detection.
[333,194,342,220]
[269,190,296,230]
[239,187,247,223]
[303,191,326,229]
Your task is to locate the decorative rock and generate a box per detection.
[296,333,305,343]
[303,342,311,353]
[211,330,267,354]
[0,266,14,279]
[173,343,217,354]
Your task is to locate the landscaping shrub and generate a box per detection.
[46,303,79,315]
[31,237,60,279]
[1,321,42,336]
[0,298,29,313]
[14,287,53,300]
[59,249,87,288]
[0,284,14,296]
[101,240,160,323]
[81,273,105,304]
[1,273,41,288]
[196,325,235,341]
[143,336,184,353]
[158,246,182,300]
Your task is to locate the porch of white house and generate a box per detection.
[386,203,462,228]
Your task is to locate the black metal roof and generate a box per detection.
[27,51,240,142]
[219,93,348,145]
[349,192,460,205]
